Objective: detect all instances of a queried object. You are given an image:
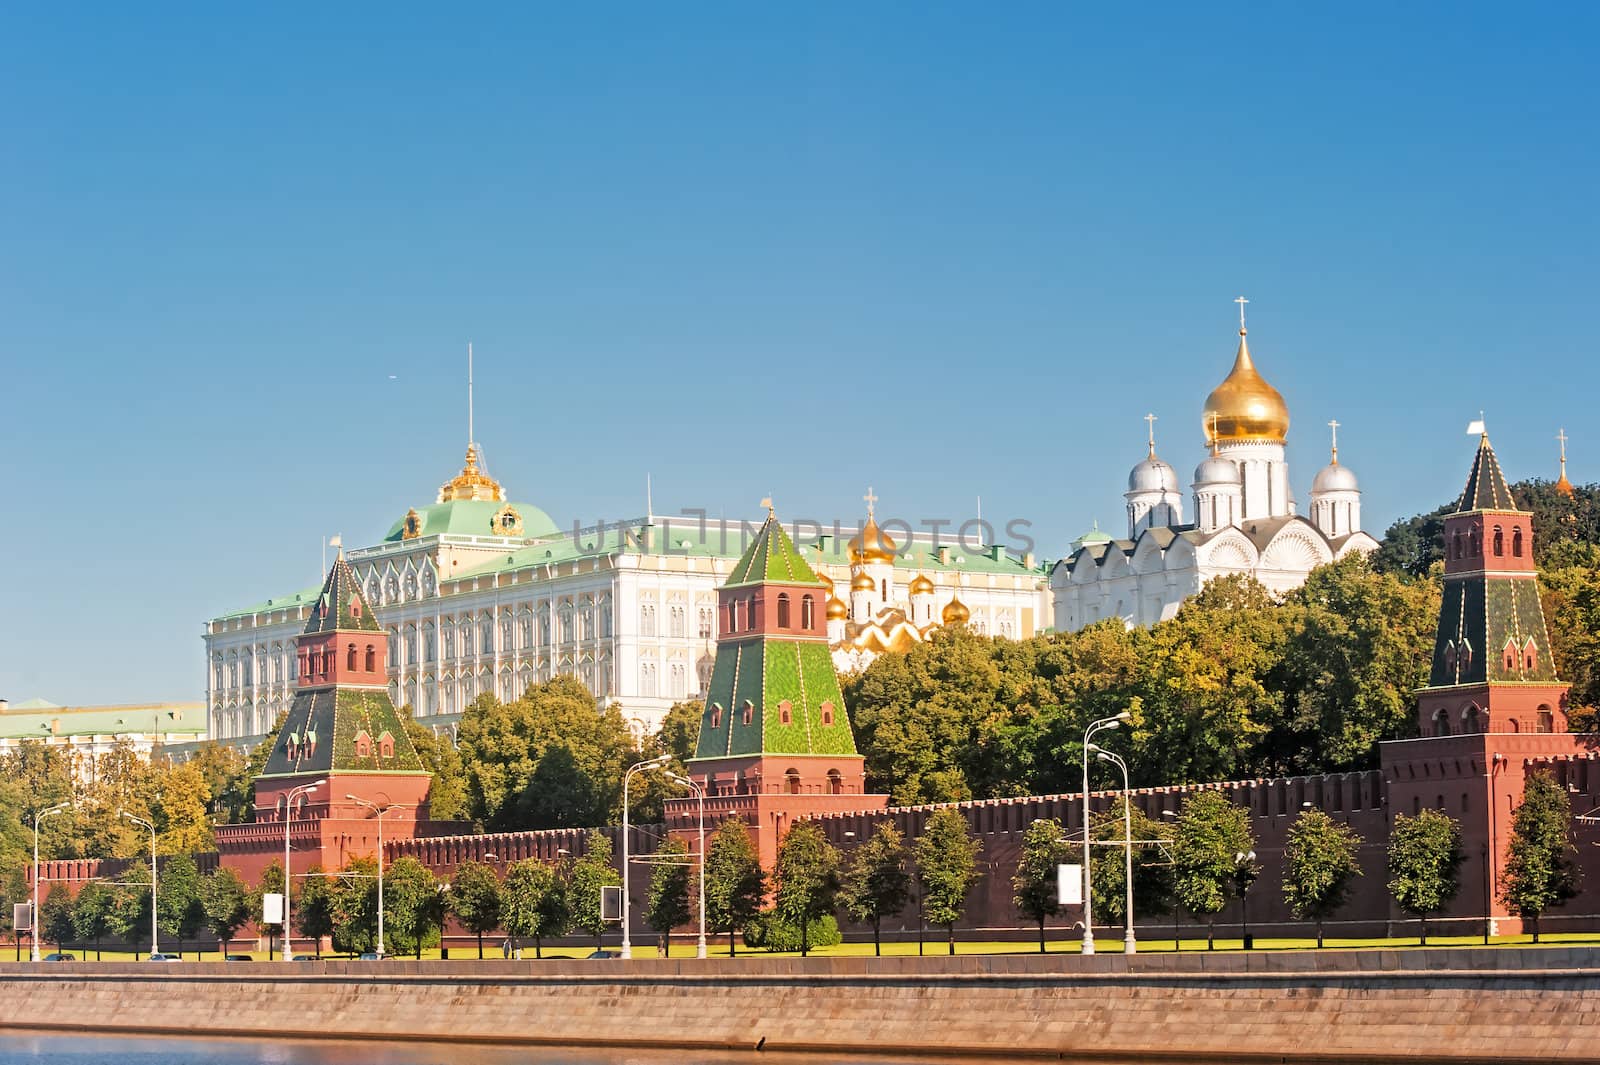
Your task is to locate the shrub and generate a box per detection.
[742,912,841,952]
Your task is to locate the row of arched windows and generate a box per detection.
[1449,523,1525,561]
[726,593,818,634]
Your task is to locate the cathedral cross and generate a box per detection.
[863,486,878,520]
[1328,419,1340,463]
[1234,295,1249,330]
[1559,428,1569,463]
[1144,412,1158,457]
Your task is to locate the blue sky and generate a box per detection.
[2,4,1596,703]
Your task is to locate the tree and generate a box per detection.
[704,819,764,957]
[328,857,379,955]
[772,822,841,957]
[296,866,337,957]
[156,853,206,956]
[1500,772,1580,943]
[499,859,567,958]
[71,881,115,960]
[1386,809,1464,945]
[915,808,982,955]
[184,742,249,825]
[1011,818,1068,953]
[41,883,74,951]
[449,860,503,959]
[151,762,215,855]
[406,720,470,824]
[1282,809,1363,947]
[250,860,285,955]
[654,700,703,764]
[382,856,443,958]
[1171,790,1253,950]
[842,821,911,956]
[567,830,621,949]
[1089,806,1173,934]
[108,862,153,954]
[199,867,251,956]
[646,838,692,956]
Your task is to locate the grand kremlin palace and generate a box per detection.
[204,448,1051,748]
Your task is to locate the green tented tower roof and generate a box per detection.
[724,511,825,587]
[1456,434,1519,512]
[302,555,385,635]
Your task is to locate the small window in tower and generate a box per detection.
[777,593,790,628]
[742,701,753,726]
[1451,531,1463,559]
[1513,527,1524,557]
[1504,639,1517,672]
[350,598,362,619]
[1444,641,1457,673]
[1537,706,1554,733]
[347,644,358,671]
[827,769,843,795]
[821,701,835,726]
[1492,526,1503,556]
[802,595,814,629]
[354,730,372,758]
[1469,528,1481,556]
[365,645,376,672]
[778,699,792,725]
[786,769,801,795]
[322,649,334,675]
[378,731,395,759]
[710,703,723,729]
[1526,640,1538,671]
[1460,642,1473,671]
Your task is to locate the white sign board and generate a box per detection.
[13,902,32,933]
[600,885,623,923]
[262,892,285,925]
[1057,864,1083,907]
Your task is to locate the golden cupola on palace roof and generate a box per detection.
[1203,328,1290,444]
[438,443,505,503]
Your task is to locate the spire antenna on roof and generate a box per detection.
[467,342,475,449]
[1234,295,1249,333]
[646,473,654,524]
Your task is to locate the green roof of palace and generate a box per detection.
[382,500,560,542]
[725,514,822,587]
[0,703,205,740]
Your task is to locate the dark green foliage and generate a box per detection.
[772,822,841,956]
[742,913,841,951]
[567,830,621,947]
[654,700,703,765]
[1500,772,1580,942]
[328,857,379,955]
[448,860,503,958]
[841,821,911,955]
[41,883,74,949]
[499,859,568,957]
[645,838,692,952]
[1089,806,1173,928]
[1386,809,1463,944]
[406,720,470,823]
[704,819,764,956]
[199,867,252,952]
[1012,818,1069,952]
[156,853,206,952]
[382,856,445,957]
[915,809,982,954]
[1171,790,1253,949]
[71,882,115,959]
[296,866,337,954]
[1282,809,1363,947]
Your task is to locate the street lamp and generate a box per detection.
[1234,850,1258,949]
[664,771,708,959]
[1093,749,1136,955]
[1161,809,1180,951]
[31,804,67,961]
[346,795,409,957]
[281,779,326,961]
[1080,711,1131,954]
[119,811,158,957]
[621,755,671,959]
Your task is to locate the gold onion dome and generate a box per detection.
[849,516,898,564]
[1202,329,1290,444]
[438,443,506,503]
[942,592,970,625]
[908,573,935,596]
[826,595,850,620]
[851,571,877,592]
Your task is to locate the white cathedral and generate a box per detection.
[1050,309,1378,630]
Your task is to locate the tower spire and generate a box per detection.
[1557,428,1575,497]
[467,342,475,449]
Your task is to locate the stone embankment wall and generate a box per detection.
[0,948,1595,1063]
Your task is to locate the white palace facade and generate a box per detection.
[1050,310,1379,630]
[205,450,1050,749]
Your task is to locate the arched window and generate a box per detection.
[801,596,815,629]
[1492,526,1503,556]
[1504,640,1518,672]
[347,644,358,671]
[1510,718,1521,734]
[778,699,792,725]
[1537,706,1554,734]
[1525,640,1538,671]
[322,649,334,675]
[1436,794,1446,811]
[742,701,754,726]
[1513,527,1525,557]
[786,769,801,795]
[727,602,737,634]
[1433,707,1452,737]
[365,645,376,672]
[777,593,790,629]
[820,701,835,727]
[354,730,372,758]
[827,769,843,795]
[1462,792,1470,813]
[1451,531,1463,559]
[710,703,723,729]
[378,732,395,759]
[1462,705,1481,733]
[1469,527,1481,557]
[748,597,758,627]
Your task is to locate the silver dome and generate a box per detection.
[1312,462,1360,494]
[1193,456,1241,486]
[1127,456,1180,494]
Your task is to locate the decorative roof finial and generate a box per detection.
[863,485,878,521]
[761,495,775,518]
[1144,412,1158,458]
[1234,295,1249,334]
[1328,419,1341,466]
[1557,428,1575,498]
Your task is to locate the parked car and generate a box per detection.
[41,953,75,962]
[223,955,253,962]
[291,954,319,962]
[586,950,621,960]
[356,951,384,961]
[146,953,182,962]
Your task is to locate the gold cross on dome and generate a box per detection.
[863,486,878,520]
[1234,295,1249,330]
[1558,428,1569,461]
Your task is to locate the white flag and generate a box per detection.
[1466,420,1486,436]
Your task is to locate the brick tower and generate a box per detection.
[673,509,887,866]
[1381,431,1581,933]
[217,551,434,885]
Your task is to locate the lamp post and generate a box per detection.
[281,779,326,961]
[621,755,671,959]
[31,804,67,961]
[1234,850,1258,950]
[346,795,408,957]
[1093,749,1136,954]
[1080,711,1131,954]
[119,812,158,957]
[665,771,708,959]
[1161,809,1180,950]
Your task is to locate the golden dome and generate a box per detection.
[851,571,876,592]
[941,593,970,625]
[1202,330,1289,444]
[908,573,935,596]
[437,443,506,503]
[826,595,850,620]
[848,516,898,564]
[818,571,835,593]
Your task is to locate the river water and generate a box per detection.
[0,1034,1026,1065]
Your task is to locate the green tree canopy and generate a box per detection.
[1012,818,1069,953]
[71,881,115,959]
[1500,772,1580,942]
[915,808,982,955]
[296,865,337,956]
[1171,790,1253,949]
[382,855,444,958]
[448,859,504,958]
[1281,809,1364,947]
[499,858,567,957]
[1089,805,1172,931]
[645,837,692,954]
[772,822,841,957]
[156,853,206,953]
[406,720,470,824]
[704,818,764,957]
[41,883,74,950]
[842,821,911,956]
[1386,809,1464,944]
[567,829,621,947]
[198,866,252,953]
[328,856,379,955]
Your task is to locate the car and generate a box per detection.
[41,953,75,962]
[291,954,319,962]
[585,950,621,960]
[356,951,384,961]
[223,954,253,962]
[146,953,182,962]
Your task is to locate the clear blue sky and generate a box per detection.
[3,4,1596,704]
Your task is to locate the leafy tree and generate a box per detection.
[1282,809,1363,947]
[199,867,252,955]
[448,860,503,959]
[184,742,249,825]
[41,883,74,951]
[151,762,215,854]
[1386,809,1463,945]
[71,881,115,959]
[156,853,206,955]
[329,857,379,955]
[654,700,703,764]
[1012,818,1069,953]
[108,861,154,954]
[842,821,911,956]
[215,723,280,824]
[646,837,692,956]
[499,859,567,957]
[772,822,841,957]
[249,860,284,927]
[567,830,621,949]
[1089,806,1173,933]
[704,818,764,957]
[382,856,443,958]
[1500,772,1580,943]
[1371,503,1452,579]
[296,866,337,957]
[1171,790,1253,950]
[915,809,982,955]
[1538,541,1600,724]
[406,720,470,824]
